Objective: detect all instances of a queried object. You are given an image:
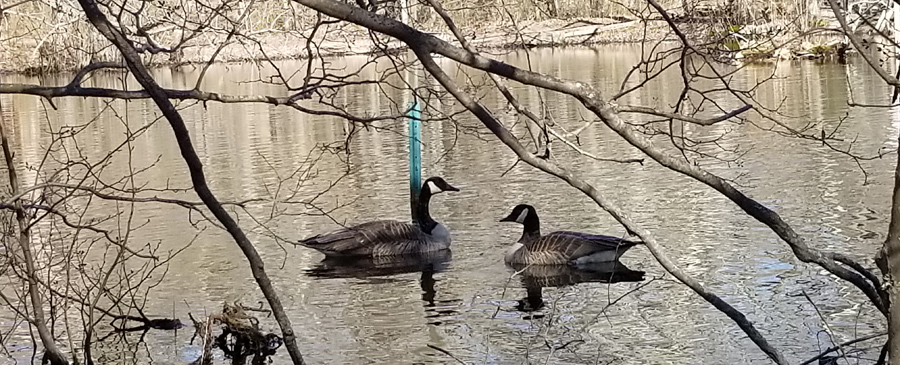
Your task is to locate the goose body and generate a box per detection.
[298,177,458,257]
[500,204,640,265]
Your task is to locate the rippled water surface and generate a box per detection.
[2,46,899,364]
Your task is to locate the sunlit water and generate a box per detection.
[1,46,898,364]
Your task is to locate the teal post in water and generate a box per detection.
[408,101,422,223]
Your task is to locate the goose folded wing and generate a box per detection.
[544,231,639,254]
[299,220,423,253]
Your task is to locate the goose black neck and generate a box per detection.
[415,187,438,234]
[520,210,541,241]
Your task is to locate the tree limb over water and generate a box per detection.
[75,0,307,362]
[616,104,753,126]
[288,0,888,363]
[1,0,895,363]
[0,79,402,124]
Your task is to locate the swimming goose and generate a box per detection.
[500,204,640,265]
[298,177,459,257]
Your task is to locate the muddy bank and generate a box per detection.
[1,16,849,74]
[188,15,863,66]
[1,18,672,74]
[144,18,849,69]
[148,18,676,68]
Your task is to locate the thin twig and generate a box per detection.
[427,344,467,365]
[799,332,886,365]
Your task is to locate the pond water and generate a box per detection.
[1,46,898,364]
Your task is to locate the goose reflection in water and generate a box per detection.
[508,260,646,315]
[304,249,460,325]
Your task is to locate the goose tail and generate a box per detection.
[297,227,358,249]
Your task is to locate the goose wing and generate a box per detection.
[550,231,641,251]
[298,220,424,255]
[522,231,639,264]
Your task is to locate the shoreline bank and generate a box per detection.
[1,17,849,75]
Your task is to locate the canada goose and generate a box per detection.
[500,204,640,265]
[298,177,459,257]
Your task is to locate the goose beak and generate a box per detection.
[445,184,460,192]
[499,214,515,222]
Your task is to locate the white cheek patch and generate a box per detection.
[427,181,441,194]
[515,209,529,223]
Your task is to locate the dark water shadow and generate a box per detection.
[305,249,453,279]
[304,250,459,325]
[508,261,646,314]
[212,330,283,365]
[89,316,185,364]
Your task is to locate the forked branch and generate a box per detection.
[0,85,69,365]
[289,0,884,321]
[75,0,306,363]
[410,36,788,365]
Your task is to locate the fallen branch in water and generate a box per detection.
[188,302,285,365]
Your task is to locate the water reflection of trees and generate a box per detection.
[3,0,900,363]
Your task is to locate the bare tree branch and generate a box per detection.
[0,80,69,365]
[827,0,900,87]
[408,28,789,365]
[76,0,306,362]
[290,0,886,321]
[798,332,887,365]
[616,104,753,126]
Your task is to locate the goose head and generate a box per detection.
[500,204,536,224]
[413,177,458,233]
[423,177,459,195]
[500,204,541,239]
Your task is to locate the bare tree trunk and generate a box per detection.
[0,89,69,365]
[74,0,306,363]
[549,0,560,17]
[883,145,900,362]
